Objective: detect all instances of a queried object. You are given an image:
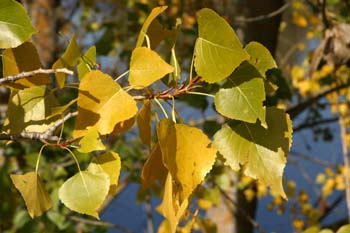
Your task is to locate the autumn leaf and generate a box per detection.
[10,172,52,218]
[137,100,152,146]
[77,127,105,153]
[78,46,97,79]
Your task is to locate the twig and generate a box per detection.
[290,151,338,168]
[293,117,339,132]
[0,68,73,85]
[41,111,78,138]
[70,216,133,233]
[318,192,345,222]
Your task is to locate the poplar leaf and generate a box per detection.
[2,42,50,89]
[77,127,105,153]
[58,171,109,219]
[52,34,81,88]
[10,172,52,218]
[214,107,292,198]
[74,70,138,137]
[47,98,77,119]
[137,100,151,146]
[0,0,36,48]
[78,46,96,79]
[214,62,266,127]
[157,119,217,200]
[245,41,277,76]
[111,117,135,134]
[87,152,121,195]
[129,47,174,89]
[141,143,167,188]
[136,6,168,47]
[194,8,249,83]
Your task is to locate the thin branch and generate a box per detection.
[293,116,339,132]
[0,68,73,85]
[41,111,78,138]
[290,151,338,168]
[318,192,345,222]
[70,216,133,233]
[235,2,290,23]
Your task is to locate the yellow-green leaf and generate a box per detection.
[129,47,174,89]
[52,34,81,88]
[78,46,96,79]
[337,224,350,233]
[47,98,77,120]
[136,6,168,48]
[214,107,292,198]
[194,8,249,83]
[0,0,36,48]
[74,70,138,137]
[77,127,105,153]
[2,42,50,89]
[137,100,151,146]
[87,152,121,195]
[58,171,109,219]
[157,119,217,200]
[10,172,52,218]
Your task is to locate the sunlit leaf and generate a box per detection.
[141,143,167,188]
[136,6,168,47]
[77,46,96,79]
[10,172,52,218]
[77,127,105,153]
[194,8,248,83]
[245,41,277,76]
[129,47,174,89]
[157,119,217,199]
[214,107,292,198]
[52,34,81,88]
[2,42,50,89]
[0,0,36,48]
[3,85,59,134]
[137,100,151,146]
[58,171,109,219]
[337,224,350,233]
[214,62,266,127]
[74,70,138,137]
[88,152,121,195]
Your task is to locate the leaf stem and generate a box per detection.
[154,97,168,118]
[35,145,47,173]
[145,34,151,49]
[64,147,82,172]
[189,42,196,83]
[187,91,215,98]
[114,70,130,82]
[171,96,176,123]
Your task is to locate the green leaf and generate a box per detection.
[74,70,138,137]
[2,42,50,89]
[214,62,266,127]
[77,127,105,153]
[3,85,59,134]
[136,6,168,48]
[137,100,152,146]
[213,107,292,198]
[129,47,174,89]
[87,152,121,195]
[58,170,109,219]
[47,98,77,120]
[78,46,96,79]
[52,34,81,88]
[245,41,277,76]
[0,0,36,48]
[157,119,217,200]
[10,172,53,218]
[194,8,249,83]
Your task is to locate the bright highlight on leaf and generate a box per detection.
[0,0,36,48]
[129,47,174,89]
[214,107,292,198]
[10,172,52,218]
[74,70,138,137]
[194,8,249,83]
[58,171,109,219]
[77,127,105,153]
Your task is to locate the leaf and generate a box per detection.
[87,152,121,195]
[58,171,109,219]
[136,6,168,48]
[77,127,105,153]
[214,62,266,127]
[78,46,96,79]
[194,8,248,83]
[129,47,174,89]
[110,117,135,134]
[213,107,292,198]
[2,42,50,89]
[141,143,167,188]
[52,34,81,88]
[137,100,152,146]
[10,172,53,218]
[337,224,350,233]
[0,0,36,48]
[245,41,277,77]
[74,70,138,137]
[47,98,77,119]
[3,85,59,134]
[157,119,217,200]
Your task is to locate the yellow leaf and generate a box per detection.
[137,100,152,146]
[77,127,105,153]
[198,198,212,210]
[110,117,135,134]
[74,70,138,137]
[322,178,335,197]
[10,172,53,218]
[293,13,308,27]
[129,47,174,89]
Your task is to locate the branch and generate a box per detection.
[41,111,78,138]
[0,68,73,85]
[70,216,133,233]
[293,116,339,132]
[318,192,345,222]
